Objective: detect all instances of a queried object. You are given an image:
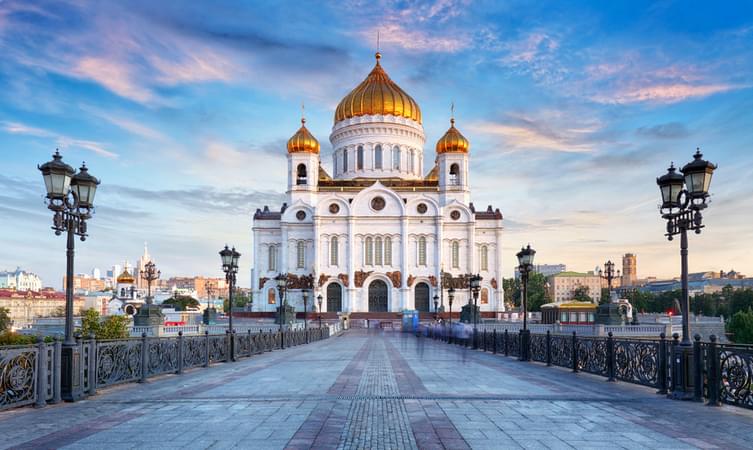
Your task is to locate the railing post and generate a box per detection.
[52,337,62,404]
[546,330,552,367]
[669,333,679,396]
[492,330,497,354]
[657,333,668,395]
[504,329,509,356]
[247,330,252,357]
[706,335,720,407]
[177,331,184,375]
[607,332,616,382]
[693,334,703,402]
[35,337,47,408]
[204,330,210,368]
[139,333,148,383]
[88,333,97,395]
[572,331,578,373]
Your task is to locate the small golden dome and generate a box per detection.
[287,118,320,154]
[436,118,470,154]
[116,269,134,284]
[335,53,422,124]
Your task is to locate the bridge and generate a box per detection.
[1,329,751,449]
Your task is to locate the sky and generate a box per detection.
[1,0,752,290]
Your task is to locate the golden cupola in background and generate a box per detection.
[436,118,470,154]
[116,269,135,284]
[287,118,320,154]
[334,53,422,124]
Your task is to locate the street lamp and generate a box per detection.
[448,287,455,343]
[275,273,288,349]
[656,148,716,399]
[220,245,240,361]
[516,244,536,361]
[433,294,439,321]
[302,289,309,343]
[469,274,482,349]
[598,260,620,297]
[317,294,323,328]
[39,150,99,401]
[203,280,216,325]
[140,261,160,305]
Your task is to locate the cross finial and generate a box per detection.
[450,101,455,125]
[301,101,306,124]
[377,30,380,53]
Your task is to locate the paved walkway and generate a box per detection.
[1,330,752,449]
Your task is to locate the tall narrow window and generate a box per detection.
[408,149,414,173]
[268,246,277,271]
[375,237,383,265]
[296,164,307,185]
[480,245,488,271]
[330,237,339,266]
[451,241,460,268]
[334,155,339,175]
[375,145,382,169]
[365,237,373,265]
[450,163,460,185]
[297,241,305,268]
[343,149,349,173]
[357,146,364,170]
[392,146,400,170]
[418,236,427,266]
[268,289,276,304]
[385,237,392,265]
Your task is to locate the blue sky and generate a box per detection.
[1,0,752,289]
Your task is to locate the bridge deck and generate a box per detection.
[1,330,751,449]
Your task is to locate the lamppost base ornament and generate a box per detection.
[133,304,165,327]
[519,329,531,362]
[669,344,695,401]
[202,308,217,325]
[61,344,84,402]
[276,304,296,325]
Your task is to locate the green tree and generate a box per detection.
[224,289,252,312]
[727,308,753,344]
[162,295,200,311]
[0,306,11,332]
[572,286,592,303]
[599,288,611,305]
[503,278,520,310]
[79,308,129,339]
[79,308,100,337]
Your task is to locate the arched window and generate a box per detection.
[343,149,349,172]
[451,241,460,268]
[449,163,460,185]
[480,245,488,271]
[296,164,307,185]
[268,289,276,304]
[408,149,414,173]
[384,237,392,265]
[418,236,427,266]
[392,146,400,170]
[297,241,305,268]
[268,246,277,271]
[330,236,339,266]
[334,155,339,175]
[357,146,364,170]
[365,237,373,265]
[375,145,383,169]
[481,288,489,305]
[375,236,383,265]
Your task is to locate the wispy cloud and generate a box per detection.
[596,83,743,104]
[636,122,691,139]
[1,121,118,158]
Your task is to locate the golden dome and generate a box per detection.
[436,118,470,154]
[335,53,422,124]
[287,118,320,154]
[116,269,134,284]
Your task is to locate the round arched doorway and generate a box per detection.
[327,283,342,313]
[414,282,430,312]
[368,280,388,312]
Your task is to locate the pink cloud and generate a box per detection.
[594,83,742,104]
[358,23,470,53]
[1,121,118,159]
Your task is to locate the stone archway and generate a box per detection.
[368,279,388,312]
[415,282,430,312]
[327,283,342,313]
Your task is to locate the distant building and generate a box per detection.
[0,288,84,331]
[0,268,43,292]
[515,263,566,279]
[135,243,154,290]
[166,276,227,299]
[546,271,602,304]
[621,253,637,287]
[62,275,107,294]
[640,270,753,295]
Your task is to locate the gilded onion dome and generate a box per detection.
[334,53,422,124]
[287,118,320,154]
[116,269,134,284]
[436,118,470,154]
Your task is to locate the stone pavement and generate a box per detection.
[1,330,752,449]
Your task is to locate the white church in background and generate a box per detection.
[251,53,505,315]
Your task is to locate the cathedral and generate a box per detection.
[251,53,505,315]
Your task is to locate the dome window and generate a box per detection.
[450,164,460,185]
[296,164,307,185]
[375,145,383,169]
[357,146,364,170]
[392,146,401,170]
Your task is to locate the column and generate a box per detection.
[495,226,505,312]
[347,217,356,312]
[435,215,443,308]
[400,216,409,310]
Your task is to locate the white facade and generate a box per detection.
[251,55,505,315]
[0,267,43,292]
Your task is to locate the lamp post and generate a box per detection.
[39,150,99,401]
[275,273,288,349]
[302,289,309,342]
[469,274,482,349]
[317,294,323,328]
[140,261,160,304]
[656,149,716,399]
[448,287,455,343]
[433,294,439,322]
[203,280,217,325]
[220,245,240,361]
[598,260,620,298]
[516,244,536,361]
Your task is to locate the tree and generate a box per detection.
[224,289,251,312]
[572,286,592,303]
[162,295,200,311]
[0,307,11,332]
[599,288,611,305]
[79,308,129,339]
[727,308,753,344]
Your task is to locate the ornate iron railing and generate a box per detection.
[0,345,37,411]
[717,343,753,409]
[549,334,572,369]
[530,333,547,363]
[96,339,143,387]
[613,338,661,387]
[577,336,608,376]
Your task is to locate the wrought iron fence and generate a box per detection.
[717,342,753,409]
[1,326,334,412]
